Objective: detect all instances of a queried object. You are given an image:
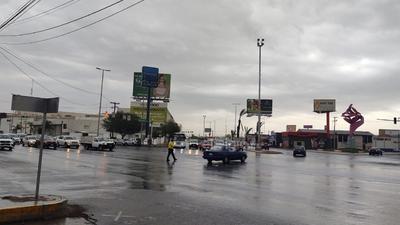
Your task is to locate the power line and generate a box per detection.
[0,46,112,102]
[10,0,81,26]
[1,0,125,37]
[0,0,39,31]
[0,48,95,107]
[0,0,146,45]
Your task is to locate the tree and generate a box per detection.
[103,112,141,139]
[152,121,181,138]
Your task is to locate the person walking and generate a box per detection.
[167,139,177,161]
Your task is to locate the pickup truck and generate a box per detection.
[56,136,80,148]
[0,134,14,151]
[81,136,114,151]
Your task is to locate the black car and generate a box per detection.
[203,145,247,164]
[369,147,383,156]
[293,146,306,157]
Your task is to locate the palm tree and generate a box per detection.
[236,109,246,138]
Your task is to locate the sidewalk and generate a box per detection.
[0,195,67,224]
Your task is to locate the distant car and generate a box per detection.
[22,135,38,147]
[199,141,212,150]
[7,133,21,145]
[203,145,247,164]
[188,139,199,149]
[174,141,186,149]
[123,138,135,146]
[34,136,57,150]
[0,134,14,151]
[369,147,383,156]
[293,146,306,157]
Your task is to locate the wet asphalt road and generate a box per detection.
[1,145,400,225]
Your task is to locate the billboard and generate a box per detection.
[314,99,335,113]
[130,101,168,126]
[133,72,171,99]
[247,99,273,116]
[287,125,296,132]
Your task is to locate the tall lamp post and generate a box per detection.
[96,67,111,136]
[333,116,338,150]
[256,38,264,149]
[203,115,206,137]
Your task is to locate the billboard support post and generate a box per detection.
[256,38,264,150]
[145,87,152,141]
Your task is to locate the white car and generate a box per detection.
[174,141,186,149]
[22,135,37,147]
[56,136,80,148]
[0,134,14,151]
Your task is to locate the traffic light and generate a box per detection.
[394,117,397,124]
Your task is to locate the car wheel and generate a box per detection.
[240,156,246,163]
[293,153,296,157]
[207,160,212,164]
[223,157,229,164]
[303,153,306,157]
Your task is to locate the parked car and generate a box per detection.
[293,146,306,157]
[0,134,14,151]
[81,136,114,151]
[56,136,80,148]
[22,135,38,147]
[199,140,212,150]
[203,145,247,164]
[188,139,199,149]
[369,147,383,156]
[34,136,57,150]
[7,133,21,145]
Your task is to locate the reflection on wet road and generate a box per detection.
[1,146,400,225]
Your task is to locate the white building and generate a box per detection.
[0,111,108,137]
[373,129,400,150]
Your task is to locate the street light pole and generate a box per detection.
[232,103,240,137]
[96,67,110,137]
[203,115,206,137]
[256,38,264,149]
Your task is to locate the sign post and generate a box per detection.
[11,94,59,201]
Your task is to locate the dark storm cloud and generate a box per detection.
[1,0,400,134]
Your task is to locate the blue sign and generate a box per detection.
[142,66,159,88]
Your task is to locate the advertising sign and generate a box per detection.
[314,99,335,113]
[246,99,273,115]
[130,101,168,125]
[133,72,171,99]
[142,66,159,88]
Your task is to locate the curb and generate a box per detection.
[0,195,67,224]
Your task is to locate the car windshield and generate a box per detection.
[65,137,74,140]
[0,135,10,139]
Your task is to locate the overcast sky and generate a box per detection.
[1,0,400,135]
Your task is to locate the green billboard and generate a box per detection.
[133,72,171,99]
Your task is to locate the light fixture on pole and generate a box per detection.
[256,38,264,149]
[96,67,111,137]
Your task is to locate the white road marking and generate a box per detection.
[114,211,122,221]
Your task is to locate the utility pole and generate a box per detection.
[96,67,110,137]
[256,38,264,150]
[203,115,206,137]
[110,101,120,138]
[30,79,34,96]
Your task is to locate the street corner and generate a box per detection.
[0,194,68,224]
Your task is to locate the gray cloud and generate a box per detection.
[1,0,400,135]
